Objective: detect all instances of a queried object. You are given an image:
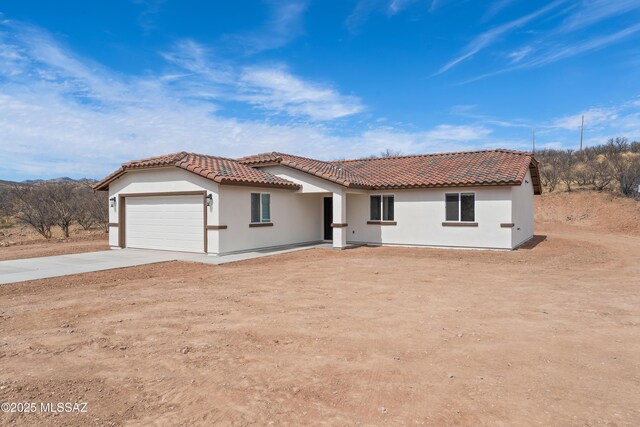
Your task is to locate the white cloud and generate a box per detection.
[388,0,419,16]
[238,66,364,120]
[424,124,492,141]
[3,15,636,180]
[551,108,618,131]
[562,0,640,31]
[446,0,640,83]
[539,102,640,150]
[507,45,534,63]
[482,0,516,22]
[158,40,364,121]
[460,22,640,84]
[435,0,566,75]
[0,19,509,179]
[346,0,427,33]
[521,23,640,69]
[227,1,308,54]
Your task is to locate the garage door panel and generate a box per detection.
[125,223,203,231]
[125,195,204,253]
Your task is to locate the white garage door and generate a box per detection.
[125,195,204,253]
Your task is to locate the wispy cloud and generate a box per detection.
[434,0,566,75]
[561,0,640,31]
[346,0,428,33]
[158,39,364,121]
[130,0,167,34]
[518,22,640,68]
[0,19,503,179]
[388,0,420,16]
[238,66,364,120]
[450,104,531,128]
[461,22,640,83]
[536,100,640,150]
[506,45,534,63]
[482,0,517,22]
[551,107,618,130]
[345,0,382,33]
[342,124,504,159]
[438,0,640,81]
[424,124,492,141]
[227,1,308,54]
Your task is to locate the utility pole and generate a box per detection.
[532,128,535,153]
[579,114,584,152]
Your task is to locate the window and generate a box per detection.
[370,195,394,221]
[251,193,271,223]
[370,195,381,220]
[445,193,475,222]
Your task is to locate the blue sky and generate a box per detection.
[1,0,639,180]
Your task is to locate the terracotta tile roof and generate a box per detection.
[238,152,371,188]
[240,149,541,193]
[96,148,540,194]
[331,149,540,192]
[94,152,300,191]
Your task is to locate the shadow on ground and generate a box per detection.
[517,235,547,250]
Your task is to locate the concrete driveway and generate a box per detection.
[0,244,332,285]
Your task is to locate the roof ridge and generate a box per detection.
[183,152,243,163]
[278,152,346,168]
[123,151,188,167]
[331,148,532,163]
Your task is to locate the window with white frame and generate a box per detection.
[370,195,394,221]
[445,192,475,222]
[251,193,271,223]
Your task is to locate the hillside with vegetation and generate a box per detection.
[535,137,640,196]
[0,180,107,246]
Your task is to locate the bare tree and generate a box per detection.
[11,185,56,239]
[379,148,403,158]
[46,182,77,238]
[85,188,109,232]
[558,150,577,191]
[588,155,613,191]
[574,151,596,187]
[538,149,562,192]
[604,137,640,196]
[75,186,97,230]
[0,186,12,215]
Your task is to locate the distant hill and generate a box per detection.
[0,177,98,187]
[20,177,98,185]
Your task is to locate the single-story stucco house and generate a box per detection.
[94,149,541,254]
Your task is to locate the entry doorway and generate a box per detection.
[323,197,333,240]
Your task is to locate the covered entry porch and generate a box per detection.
[320,189,363,249]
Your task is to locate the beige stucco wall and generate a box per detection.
[345,186,514,250]
[259,165,343,194]
[217,185,323,255]
[510,170,535,248]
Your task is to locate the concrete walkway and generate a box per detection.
[0,243,333,285]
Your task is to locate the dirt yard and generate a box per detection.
[0,223,108,261]
[0,192,639,426]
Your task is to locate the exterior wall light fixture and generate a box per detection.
[206,194,213,207]
[110,197,116,208]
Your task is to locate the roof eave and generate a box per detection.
[93,167,125,191]
[215,177,301,190]
[370,181,521,191]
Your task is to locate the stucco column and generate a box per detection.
[332,190,347,249]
